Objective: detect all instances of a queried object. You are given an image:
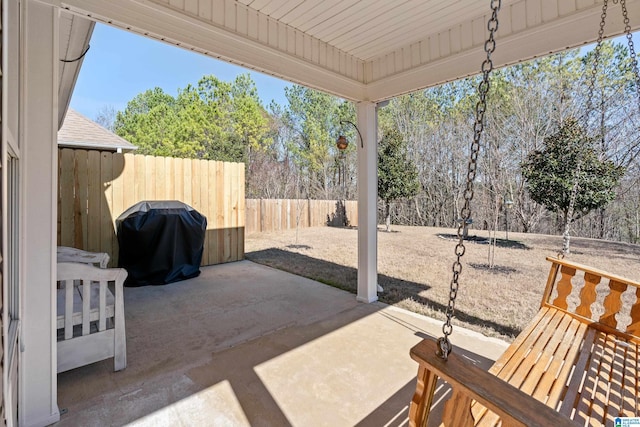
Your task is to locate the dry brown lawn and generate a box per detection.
[245,225,640,341]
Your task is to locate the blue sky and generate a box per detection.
[70,23,291,121]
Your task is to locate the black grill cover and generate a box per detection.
[116,201,207,287]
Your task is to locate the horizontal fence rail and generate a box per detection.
[245,198,358,235]
[57,149,245,267]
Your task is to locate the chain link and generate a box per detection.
[437,0,501,361]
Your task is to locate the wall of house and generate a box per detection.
[20,2,60,425]
[0,0,6,423]
[3,0,24,424]
[57,149,245,267]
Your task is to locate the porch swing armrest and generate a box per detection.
[409,337,575,427]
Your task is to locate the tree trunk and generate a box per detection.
[385,202,391,232]
[562,210,571,255]
[598,207,605,240]
[414,198,424,226]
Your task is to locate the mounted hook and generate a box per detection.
[336,120,364,149]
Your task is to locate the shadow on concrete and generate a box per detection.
[57,260,449,426]
[355,331,497,427]
[246,248,522,338]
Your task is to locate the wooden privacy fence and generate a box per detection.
[57,149,245,267]
[245,199,358,235]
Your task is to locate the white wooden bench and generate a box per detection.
[57,246,110,268]
[56,262,127,373]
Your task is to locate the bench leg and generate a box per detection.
[410,365,438,427]
[113,300,127,371]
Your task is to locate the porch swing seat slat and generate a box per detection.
[409,257,640,426]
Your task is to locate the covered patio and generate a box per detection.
[55,261,507,426]
[6,0,640,425]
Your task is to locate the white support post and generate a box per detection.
[356,102,378,303]
[20,1,60,426]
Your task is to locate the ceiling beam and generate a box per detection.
[42,0,366,101]
[366,0,640,101]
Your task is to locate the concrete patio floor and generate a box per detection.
[55,260,509,427]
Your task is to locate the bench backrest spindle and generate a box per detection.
[600,279,627,329]
[575,272,601,318]
[626,287,640,336]
[552,265,576,310]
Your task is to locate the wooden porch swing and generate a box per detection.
[408,1,640,426]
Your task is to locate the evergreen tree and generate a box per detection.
[521,117,625,252]
[378,128,420,232]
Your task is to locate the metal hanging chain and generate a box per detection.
[586,0,640,122]
[619,0,640,113]
[565,0,610,257]
[586,0,609,120]
[437,0,501,361]
[567,0,640,258]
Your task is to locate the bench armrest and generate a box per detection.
[410,337,575,427]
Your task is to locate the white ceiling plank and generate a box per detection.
[526,0,542,28]
[261,0,304,19]
[500,3,513,37]
[237,6,248,35]
[336,12,485,61]
[411,43,420,68]
[541,0,559,22]
[278,22,288,51]
[511,1,528,33]
[558,0,577,16]
[576,0,597,9]
[450,27,461,55]
[307,0,395,41]
[258,13,269,44]
[268,18,278,45]
[225,1,236,31]
[319,42,327,67]
[198,0,212,20]
[169,0,185,9]
[247,0,277,12]
[471,15,485,47]
[429,36,439,61]
[295,30,303,57]
[439,32,450,59]
[184,0,198,15]
[294,0,363,33]
[281,0,347,28]
[247,8,259,39]
[329,1,483,54]
[212,0,225,25]
[286,26,296,55]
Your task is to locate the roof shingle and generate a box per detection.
[58,108,137,152]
